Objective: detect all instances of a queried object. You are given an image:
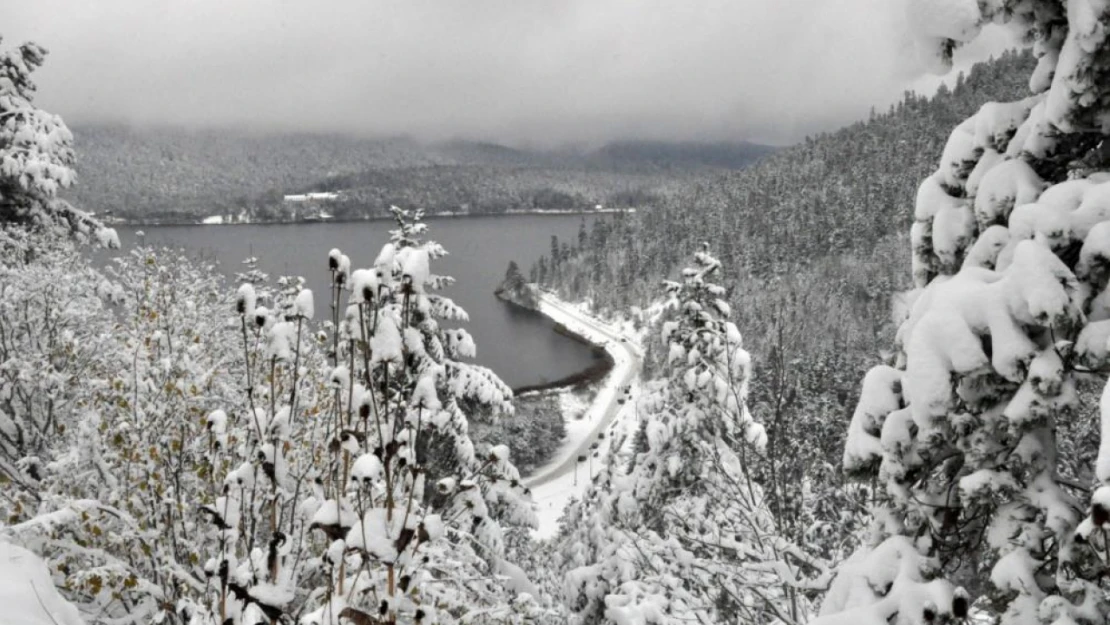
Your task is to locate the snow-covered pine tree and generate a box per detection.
[0,36,115,248]
[557,246,829,625]
[823,2,1110,624]
[504,261,524,291]
[496,260,538,309]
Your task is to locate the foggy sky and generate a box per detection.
[3,1,1014,146]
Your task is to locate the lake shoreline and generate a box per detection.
[103,216,606,390]
[499,290,615,396]
[101,207,634,228]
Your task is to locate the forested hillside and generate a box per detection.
[66,126,769,223]
[67,127,433,220]
[542,49,1035,393]
[544,50,1034,308]
[535,50,1038,523]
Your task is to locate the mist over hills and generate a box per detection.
[591,140,778,170]
[65,125,775,223]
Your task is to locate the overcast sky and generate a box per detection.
[4,0,1014,146]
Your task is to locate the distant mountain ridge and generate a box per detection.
[64,125,774,223]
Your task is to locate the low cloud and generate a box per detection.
[4,0,1014,146]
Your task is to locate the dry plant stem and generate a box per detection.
[240,315,263,442]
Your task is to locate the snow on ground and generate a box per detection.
[0,540,85,625]
[559,389,591,422]
[524,291,645,539]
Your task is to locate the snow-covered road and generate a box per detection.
[523,292,643,538]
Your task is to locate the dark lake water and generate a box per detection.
[102,215,601,389]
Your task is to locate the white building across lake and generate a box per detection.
[283,192,341,202]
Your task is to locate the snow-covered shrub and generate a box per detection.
[0,235,115,480]
[251,207,543,625]
[0,209,543,624]
[189,208,542,625]
[1,243,247,624]
[825,3,1110,624]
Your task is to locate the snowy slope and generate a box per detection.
[0,541,85,625]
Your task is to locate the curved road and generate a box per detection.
[523,294,642,489]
